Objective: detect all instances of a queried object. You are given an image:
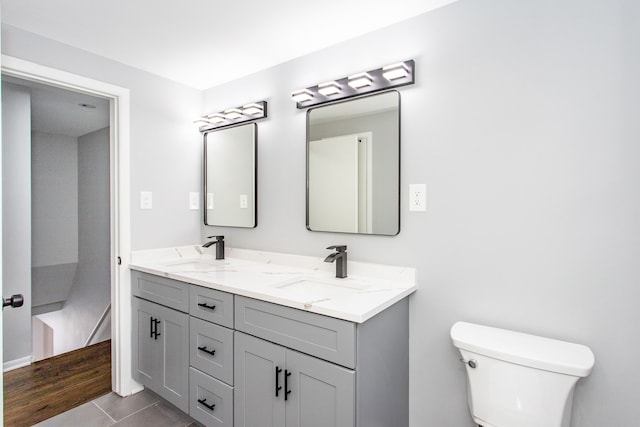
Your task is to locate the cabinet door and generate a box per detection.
[234,332,286,427]
[132,297,162,387]
[285,349,355,427]
[132,297,189,412]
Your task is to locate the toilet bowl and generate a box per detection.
[450,321,594,427]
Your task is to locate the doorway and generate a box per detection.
[1,56,135,409]
[2,75,111,361]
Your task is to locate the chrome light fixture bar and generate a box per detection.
[194,100,267,132]
[291,59,414,109]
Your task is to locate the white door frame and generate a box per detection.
[1,55,137,397]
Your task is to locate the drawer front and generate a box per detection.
[190,317,234,385]
[235,296,356,368]
[190,285,234,328]
[131,270,189,312]
[190,367,233,427]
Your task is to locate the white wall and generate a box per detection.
[2,24,204,250]
[202,1,640,426]
[1,82,32,364]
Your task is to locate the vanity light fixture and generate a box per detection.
[242,103,264,116]
[291,59,414,109]
[224,108,244,120]
[194,100,267,132]
[207,113,227,124]
[347,72,373,89]
[291,89,314,103]
[382,62,410,80]
[318,81,342,96]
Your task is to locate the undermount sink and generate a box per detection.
[273,278,370,302]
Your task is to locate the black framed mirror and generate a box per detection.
[204,123,257,228]
[306,91,400,235]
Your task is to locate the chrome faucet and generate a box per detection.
[203,235,225,260]
[324,245,347,278]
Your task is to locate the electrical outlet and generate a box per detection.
[207,193,214,210]
[409,184,426,212]
[240,194,248,209]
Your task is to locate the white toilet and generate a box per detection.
[450,321,595,427]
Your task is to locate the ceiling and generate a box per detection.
[1,0,459,90]
[3,75,109,137]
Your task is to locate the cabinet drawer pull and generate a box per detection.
[197,398,215,411]
[149,317,154,338]
[275,366,282,397]
[198,345,216,356]
[284,369,292,401]
[197,302,216,311]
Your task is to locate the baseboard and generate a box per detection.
[3,355,32,372]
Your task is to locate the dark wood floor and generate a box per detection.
[3,339,112,426]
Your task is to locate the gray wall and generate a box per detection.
[202,1,640,426]
[2,24,204,250]
[31,131,78,310]
[2,82,32,362]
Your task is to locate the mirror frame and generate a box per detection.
[305,90,401,236]
[203,122,258,228]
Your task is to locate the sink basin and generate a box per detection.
[273,278,369,302]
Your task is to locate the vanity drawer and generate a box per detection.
[131,270,189,312]
[190,317,234,385]
[190,285,234,328]
[235,295,356,368]
[189,367,233,427]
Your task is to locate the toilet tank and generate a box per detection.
[450,322,595,427]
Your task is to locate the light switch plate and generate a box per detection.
[409,184,426,212]
[189,192,199,210]
[140,191,152,210]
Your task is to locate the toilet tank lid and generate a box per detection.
[450,322,595,377]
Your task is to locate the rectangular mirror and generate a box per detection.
[204,123,257,228]
[307,91,400,235]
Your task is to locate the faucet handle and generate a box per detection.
[326,245,347,252]
[207,235,224,241]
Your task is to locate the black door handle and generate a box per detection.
[153,318,161,339]
[284,369,292,401]
[3,294,24,309]
[275,366,282,397]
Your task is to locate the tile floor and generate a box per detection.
[33,389,203,427]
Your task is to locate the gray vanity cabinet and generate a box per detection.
[234,331,355,427]
[234,295,408,427]
[132,296,189,412]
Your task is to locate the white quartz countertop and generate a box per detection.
[129,245,417,323]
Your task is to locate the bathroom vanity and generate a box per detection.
[130,246,416,427]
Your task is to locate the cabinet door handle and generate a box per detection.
[198,345,216,356]
[153,318,161,339]
[197,302,216,311]
[150,317,154,338]
[197,398,215,411]
[275,366,283,397]
[284,369,292,401]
